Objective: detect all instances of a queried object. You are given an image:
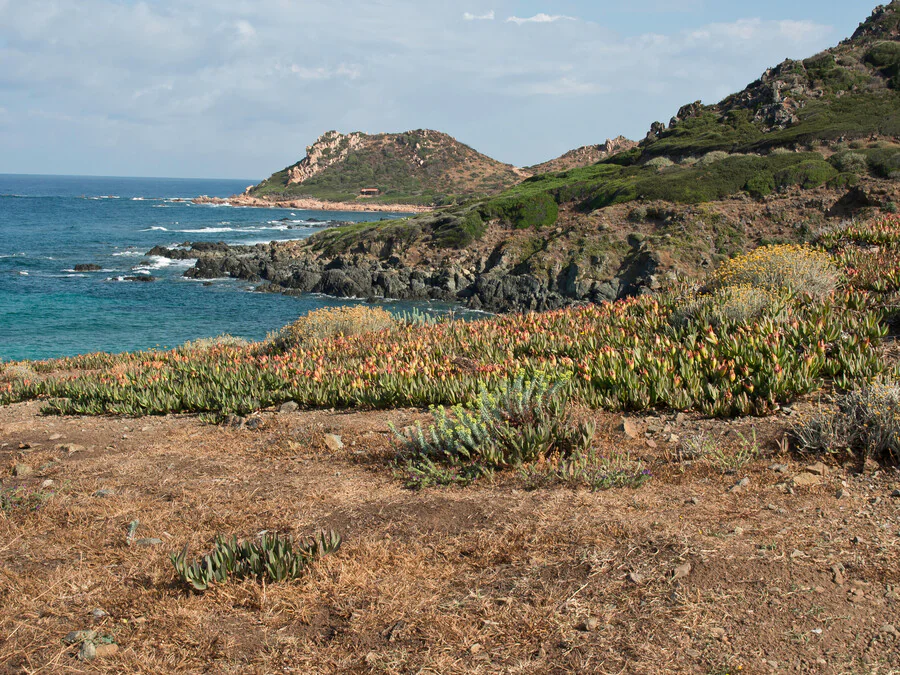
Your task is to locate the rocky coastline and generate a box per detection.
[149,239,665,313]
[192,194,433,214]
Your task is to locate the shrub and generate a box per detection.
[627,207,648,223]
[171,530,342,591]
[885,202,899,214]
[826,173,860,189]
[792,380,900,463]
[706,244,838,297]
[745,171,776,198]
[271,306,396,351]
[867,147,900,178]
[178,334,250,354]
[671,284,785,328]
[831,151,868,174]
[391,373,591,473]
[769,147,794,156]
[774,160,839,189]
[431,210,486,248]
[645,156,675,169]
[697,151,730,166]
[480,193,559,229]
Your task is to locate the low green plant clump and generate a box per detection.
[791,380,900,463]
[519,448,650,491]
[705,244,839,298]
[171,530,342,591]
[269,306,397,351]
[392,373,594,487]
[671,284,786,328]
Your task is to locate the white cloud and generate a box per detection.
[463,11,494,21]
[506,14,577,25]
[289,64,360,80]
[521,77,610,96]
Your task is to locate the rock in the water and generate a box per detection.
[74,264,102,272]
[324,433,344,451]
[279,401,299,413]
[12,463,33,477]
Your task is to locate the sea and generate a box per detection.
[0,174,456,362]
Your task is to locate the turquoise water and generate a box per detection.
[0,174,450,361]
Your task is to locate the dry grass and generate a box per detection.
[1,402,899,673]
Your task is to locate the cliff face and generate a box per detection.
[248,129,526,205]
[528,136,637,174]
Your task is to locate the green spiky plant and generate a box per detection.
[170,530,342,591]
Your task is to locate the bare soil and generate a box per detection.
[1,402,899,674]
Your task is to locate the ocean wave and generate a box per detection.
[0,253,26,259]
[132,256,194,272]
[141,226,169,232]
[87,195,120,200]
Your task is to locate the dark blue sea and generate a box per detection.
[0,174,448,361]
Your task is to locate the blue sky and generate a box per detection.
[0,1,880,179]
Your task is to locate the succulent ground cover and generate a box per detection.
[2,217,897,423]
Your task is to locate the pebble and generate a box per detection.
[48,433,62,441]
[671,562,692,580]
[733,526,745,536]
[12,463,33,477]
[78,641,96,661]
[245,418,263,430]
[730,477,750,492]
[134,538,163,546]
[882,624,898,637]
[687,497,700,505]
[469,643,483,654]
[324,433,344,451]
[831,565,845,586]
[891,489,900,499]
[836,488,849,499]
[40,479,54,489]
[645,439,657,449]
[685,648,701,659]
[64,630,97,644]
[769,464,789,473]
[626,572,644,585]
[792,472,822,487]
[56,443,85,454]
[91,608,108,619]
[94,643,119,658]
[621,418,640,439]
[577,617,600,632]
[279,401,299,413]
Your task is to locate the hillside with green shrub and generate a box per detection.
[247,129,527,205]
[308,2,900,253]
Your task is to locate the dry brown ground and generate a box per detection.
[1,402,899,674]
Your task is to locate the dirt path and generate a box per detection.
[1,403,898,673]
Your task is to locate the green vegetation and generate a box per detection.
[249,130,522,205]
[3,219,896,421]
[171,530,342,592]
[792,381,900,463]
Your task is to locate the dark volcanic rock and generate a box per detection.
[74,264,102,272]
[172,237,663,313]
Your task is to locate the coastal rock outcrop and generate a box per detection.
[154,236,666,313]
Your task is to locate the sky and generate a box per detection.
[0,0,882,179]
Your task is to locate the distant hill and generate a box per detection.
[247,129,528,206]
[528,136,637,174]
